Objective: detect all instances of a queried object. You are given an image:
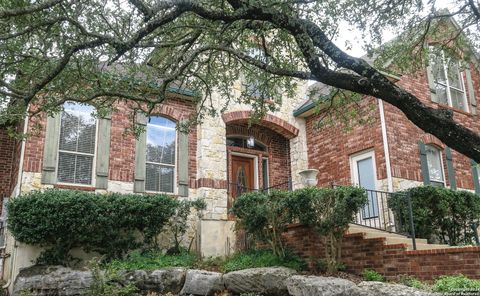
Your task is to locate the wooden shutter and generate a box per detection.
[472,159,480,194]
[134,112,147,193]
[95,113,111,189]
[42,114,61,184]
[178,125,189,197]
[465,67,477,115]
[445,147,456,190]
[418,141,430,185]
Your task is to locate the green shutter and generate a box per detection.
[426,64,438,103]
[41,114,61,184]
[95,113,111,189]
[418,141,430,185]
[178,127,189,197]
[445,147,456,190]
[472,159,480,194]
[134,112,147,193]
[465,67,477,115]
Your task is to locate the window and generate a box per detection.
[425,145,445,187]
[262,158,269,191]
[145,116,176,193]
[57,102,97,185]
[430,49,469,112]
[226,136,266,151]
[244,47,266,98]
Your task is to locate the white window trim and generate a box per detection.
[426,145,446,187]
[144,118,178,195]
[56,110,99,187]
[433,50,469,112]
[349,149,378,190]
[231,151,259,190]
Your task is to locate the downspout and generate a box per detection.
[4,114,29,291]
[378,99,393,192]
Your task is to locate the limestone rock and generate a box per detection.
[223,267,297,296]
[12,265,93,296]
[180,269,224,295]
[122,268,186,294]
[356,281,439,296]
[286,275,360,296]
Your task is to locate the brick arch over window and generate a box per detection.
[226,125,272,147]
[222,111,299,139]
[152,104,190,121]
[420,134,445,149]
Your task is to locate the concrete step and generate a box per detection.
[348,223,451,251]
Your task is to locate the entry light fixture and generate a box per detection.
[247,136,255,148]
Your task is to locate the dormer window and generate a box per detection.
[429,49,469,112]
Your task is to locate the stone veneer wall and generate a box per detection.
[283,224,480,281]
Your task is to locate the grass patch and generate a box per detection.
[433,274,480,293]
[222,249,305,273]
[107,250,197,271]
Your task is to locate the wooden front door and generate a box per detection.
[231,155,255,199]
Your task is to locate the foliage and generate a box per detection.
[88,260,139,296]
[397,275,425,290]
[315,259,346,273]
[433,274,480,293]
[362,269,385,282]
[107,250,197,271]
[1,1,480,162]
[166,199,206,255]
[290,186,367,273]
[231,190,292,258]
[7,189,178,265]
[389,186,480,245]
[222,249,305,273]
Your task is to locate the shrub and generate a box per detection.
[290,186,367,273]
[166,199,206,255]
[389,186,480,245]
[231,190,292,258]
[397,275,425,290]
[107,250,197,271]
[433,274,480,293]
[7,189,178,265]
[362,269,385,282]
[222,249,305,273]
[88,260,139,296]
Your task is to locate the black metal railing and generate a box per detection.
[350,188,417,250]
[227,178,292,196]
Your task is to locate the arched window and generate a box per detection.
[57,101,97,185]
[226,136,266,151]
[145,116,176,193]
[426,145,445,187]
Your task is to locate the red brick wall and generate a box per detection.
[22,97,198,188]
[0,129,16,198]
[305,97,387,187]
[384,64,480,189]
[284,224,480,281]
[305,63,480,190]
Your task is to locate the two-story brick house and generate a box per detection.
[0,19,479,287]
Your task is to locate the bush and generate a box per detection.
[397,275,425,290]
[231,190,292,258]
[166,199,206,255]
[222,249,305,273]
[362,269,385,282]
[290,186,367,273]
[88,260,139,296]
[7,189,178,265]
[389,186,480,245]
[433,274,480,293]
[107,250,197,271]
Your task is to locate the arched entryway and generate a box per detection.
[222,111,299,210]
